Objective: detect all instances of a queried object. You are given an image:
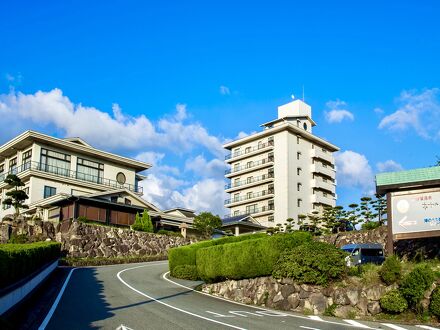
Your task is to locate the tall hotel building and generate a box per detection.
[223,99,339,228]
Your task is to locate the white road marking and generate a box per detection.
[300,326,321,330]
[116,325,134,330]
[255,310,288,317]
[416,326,440,330]
[162,271,377,328]
[229,311,264,317]
[117,265,247,330]
[381,323,408,330]
[308,316,324,321]
[38,268,77,330]
[344,320,372,328]
[206,311,235,318]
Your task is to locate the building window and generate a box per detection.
[233,148,240,157]
[297,136,301,144]
[111,196,118,203]
[245,146,251,153]
[234,210,239,216]
[41,148,71,176]
[268,215,274,222]
[268,199,274,210]
[9,158,17,174]
[258,141,263,149]
[247,176,253,184]
[22,150,32,170]
[234,178,240,187]
[297,167,302,176]
[303,122,308,130]
[246,191,253,199]
[124,198,131,205]
[246,161,253,169]
[297,183,302,191]
[44,186,57,198]
[268,136,274,145]
[297,199,302,207]
[234,193,240,202]
[246,204,257,214]
[234,163,240,171]
[0,163,4,174]
[77,158,104,184]
[297,152,301,160]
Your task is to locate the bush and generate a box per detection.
[131,210,153,232]
[0,241,61,289]
[360,263,381,285]
[272,241,347,285]
[157,229,182,237]
[430,287,440,318]
[399,264,435,307]
[172,265,199,280]
[380,255,402,285]
[380,289,408,313]
[196,232,312,283]
[168,233,267,273]
[7,234,29,244]
[361,221,381,230]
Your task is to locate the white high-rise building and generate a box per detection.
[223,99,339,228]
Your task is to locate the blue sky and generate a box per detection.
[1,1,440,215]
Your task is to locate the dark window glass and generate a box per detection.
[361,249,383,257]
[44,186,57,198]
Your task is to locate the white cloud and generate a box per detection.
[185,155,226,178]
[324,100,354,123]
[378,88,440,139]
[374,107,384,115]
[376,160,403,173]
[0,88,224,157]
[170,178,227,216]
[219,85,230,95]
[335,150,374,191]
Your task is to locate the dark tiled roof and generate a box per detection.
[221,215,251,224]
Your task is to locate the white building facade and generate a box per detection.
[0,131,150,219]
[223,100,339,228]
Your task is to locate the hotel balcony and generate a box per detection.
[225,173,274,193]
[311,163,335,178]
[311,148,334,164]
[225,190,274,207]
[0,161,142,194]
[224,205,274,218]
[311,178,335,194]
[225,140,274,163]
[225,157,274,178]
[311,194,335,207]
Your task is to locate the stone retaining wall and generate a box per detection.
[0,219,191,258]
[202,276,438,318]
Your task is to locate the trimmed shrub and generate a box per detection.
[172,265,199,281]
[361,221,381,230]
[168,233,267,274]
[157,229,182,237]
[379,255,402,285]
[196,232,312,283]
[399,264,435,307]
[272,241,347,285]
[7,234,29,244]
[380,289,408,313]
[0,241,61,289]
[430,287,440,318]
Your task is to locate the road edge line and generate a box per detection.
[38,267,77,330]
[117,265,247,330]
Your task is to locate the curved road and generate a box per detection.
[41,261,437,330]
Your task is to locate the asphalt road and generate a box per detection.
[41,261,438,330]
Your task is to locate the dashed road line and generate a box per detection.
[308,316,324,321]
[381,323,408,330]
[416,325,440,330]
[300,326,321,330]
[344,320,372,328]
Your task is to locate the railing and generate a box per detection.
[225,140,274,160]
[225,172,274,190]
[224,205,275,218]
[225,190,273,205]
[225,157,274,175]
[0,161,143,193]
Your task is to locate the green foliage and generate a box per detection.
[380,255,402,285]
[193,212,222,237]
[361,221,381,230]
[323,304,337,316]
[196,232,312,283]
[430,287,440,317]
[380,290,408,313]
[0,241,61,289]
[2,174,29,216]
[168,233,267,273]
[157,229,182,237]
[272,241,347,285]
[131,210,154,232]
[171,265,199,280]
[60,254,166,267]
[7,234,29,244]
[399,264,435,307]
[359,263,382,285]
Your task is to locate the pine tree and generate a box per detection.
[2,174,29,217]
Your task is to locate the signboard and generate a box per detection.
[391,190,440,236]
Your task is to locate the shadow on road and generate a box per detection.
[47,268,113,330]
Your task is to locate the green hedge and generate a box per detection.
[168,233,267,275]
[196,232,312,283]
[0,241,61,289]
[380,289,408,313]
[399,264,435,307]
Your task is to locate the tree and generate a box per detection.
[359,196,374,223]
[371,194,387,225]
[2,174,29,217]
[131,209,154,232]
[347,203,360,228]
[193,212,222,237]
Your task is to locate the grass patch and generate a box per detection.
[360,263,382,285]
[59,254,167,266]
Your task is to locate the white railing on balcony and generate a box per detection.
[225,189,273,205]
[224,205,275,218]
[225,140,274,160]
[225,157,274,175]
[311,147,333,164]
[225,172,274,190]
